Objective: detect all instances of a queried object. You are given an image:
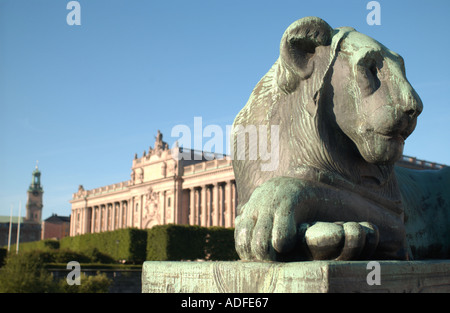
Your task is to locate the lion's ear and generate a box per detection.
[276,17,333,94]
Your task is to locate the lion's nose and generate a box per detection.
[401,90,423,119]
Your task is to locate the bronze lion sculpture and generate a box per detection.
[232,17,450,261]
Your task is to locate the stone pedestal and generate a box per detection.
[142,260,450,293]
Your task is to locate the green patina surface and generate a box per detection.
[142,260,450,293]
[231,16,448,262]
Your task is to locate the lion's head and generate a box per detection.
[232,17,423,211]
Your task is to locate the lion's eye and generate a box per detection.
[368,62,381,91]
[358,59,381,95]
[369,63,377,78]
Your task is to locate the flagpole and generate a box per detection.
[7,204,13,252]
[16,201,21,254]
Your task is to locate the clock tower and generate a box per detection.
[26,163,43,223]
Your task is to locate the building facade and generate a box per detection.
[69,131,447,237]
[41,214,70,240]
[70,131,236,236]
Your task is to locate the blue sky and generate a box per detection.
[1,0,449,219]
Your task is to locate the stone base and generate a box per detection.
[142,260,450,293]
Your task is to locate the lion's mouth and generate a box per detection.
[377,132,406,143]
[374,113,417,144]
[376,121,414,143]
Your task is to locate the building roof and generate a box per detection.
[397,155,448,170]
[43,214,70,223]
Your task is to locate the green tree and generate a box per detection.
[0,252,56,293]
[0,251,112,293]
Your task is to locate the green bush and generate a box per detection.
[3,248,114,265]
[0,251,57,292]
[3,225,238,267]
[57,272,111,293]
[43,239,60,250]
[206,227,239,261]
[60,228,147,263]
[51,249,93,264]
[146,225,238,261]
[8,239,60,253]
[147,224,207,261]
[80,247,115,264]
[0,248,6,267]
[0,251,113,293]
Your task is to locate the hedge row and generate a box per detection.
[206,226,239,261]
[8,239,60,253]
[146,225,238,261]
[0,248,6,267]
[2,226,238,264]
[60,228,147,263]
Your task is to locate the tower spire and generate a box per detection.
[26,163,43,223]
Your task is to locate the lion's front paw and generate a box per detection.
[301,221,379,260]
[234,177,381,261]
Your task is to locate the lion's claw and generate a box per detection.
[302,221,379,260]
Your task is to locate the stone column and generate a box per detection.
[129,198,134,228]
[219,183,225,226]
[98,206,102,232]
[98,206,101,232]
[109,203,113,231]
[189,188,195,225]
[92,207,96,233]
[90,207,94,233]
[175,180,183,224]
[195,188,201,225]
[99,206,103,232]
[107,204,111,231]
[101,205,105,232]
[206,186,211,227]
[82,207,88,234]
[79,209,82,235]
[213,182,220,226]
[103,204,107,232]
[112,202,117,230]
[106,204,110,231]
[77,209,83,235]
[88,207,93,234]
[97,206,101,233]
[201,185,207,227]
[118,201,123,229]
[77,208,82,235]
[122,200,128,228]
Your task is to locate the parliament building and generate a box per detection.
[69,131,447,237]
